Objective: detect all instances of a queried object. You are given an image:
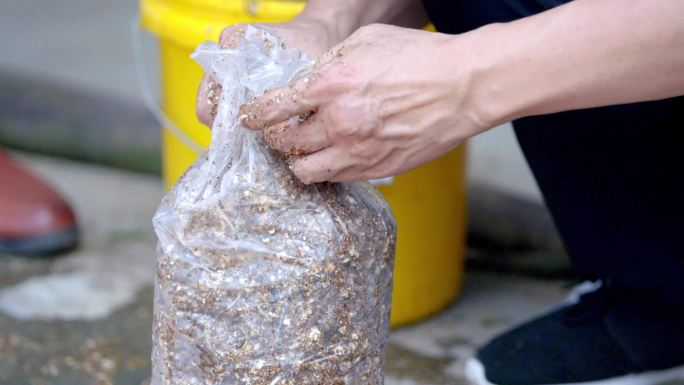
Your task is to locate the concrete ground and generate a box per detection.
[0,153,574,385]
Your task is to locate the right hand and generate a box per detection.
[196,17,340,127]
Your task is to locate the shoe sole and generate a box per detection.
[0,227,78,256]
[465,358,684,385]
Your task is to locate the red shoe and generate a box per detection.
[0,149,78,256]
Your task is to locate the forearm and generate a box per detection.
[299,0,427,40]
[464,0,684,126]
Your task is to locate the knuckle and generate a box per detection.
[349,142,378,162]
[327,98,380,139]
[326,108,358,138]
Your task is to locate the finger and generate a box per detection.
[331,147,402,183]
[296,138,398,183]
[318,43,346,66]
[291,146,355,184]
[263,110,332,155]
[240,75,321,130]
[219,24,247,49]
[196,75,222,127]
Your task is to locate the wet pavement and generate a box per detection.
[1,154,576,385]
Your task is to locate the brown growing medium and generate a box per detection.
[207,81,222,120]
[153,144,397,385]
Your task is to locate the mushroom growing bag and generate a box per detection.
[152,26,397,385]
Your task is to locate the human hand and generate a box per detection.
[196,16,341,127]
[240,24,489,184]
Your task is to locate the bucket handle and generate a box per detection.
[130,16,204,154]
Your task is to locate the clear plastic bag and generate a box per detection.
[151,26,397,385]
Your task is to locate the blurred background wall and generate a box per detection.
[0,0,153,103]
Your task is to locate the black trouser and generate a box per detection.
[421,0,684,308]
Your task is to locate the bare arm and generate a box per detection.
[468,0,684,127]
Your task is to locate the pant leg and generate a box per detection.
[422,0,684,307]
[514,101,684,307]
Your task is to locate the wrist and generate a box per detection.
[298,1,363,42]
[457,23,533,129]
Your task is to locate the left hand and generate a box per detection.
[197,16,341,127]
[240,24,489,184]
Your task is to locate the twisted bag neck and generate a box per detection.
[191,26,314,165]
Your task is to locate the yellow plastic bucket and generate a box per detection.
[141,0,467,326]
